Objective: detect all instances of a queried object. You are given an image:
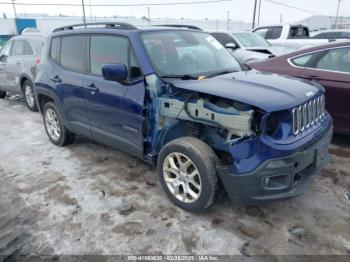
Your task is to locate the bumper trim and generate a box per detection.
[216,127,332,206]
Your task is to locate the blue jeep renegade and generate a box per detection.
[34,22,332,212]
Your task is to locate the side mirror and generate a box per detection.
[102,64,128,83]
[225,43,238,49]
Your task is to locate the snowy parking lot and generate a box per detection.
[0,95,350,257]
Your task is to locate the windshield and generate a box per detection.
[232,32,270,47]
[141,30,241,77]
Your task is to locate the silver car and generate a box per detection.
[0,33,45,111]
[210,31,293,64]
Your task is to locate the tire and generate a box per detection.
[157,137,218,212]
[22,80,38,112]
[0,90,6,99]
[43,102,75,146]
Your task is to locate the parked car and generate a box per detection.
[35,22,332,212]
[248,41,350,134]
[210,31,293,63]
[253,24,338,50]
[0,32,45,111]
[311,29,350,39]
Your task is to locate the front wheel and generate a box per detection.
[43,102,75,146]
[157,137,218,212]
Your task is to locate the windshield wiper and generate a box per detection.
[160,74,197,80]
[206,70,237,78]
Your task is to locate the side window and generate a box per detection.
[324,32,341,39]
[0,41,12,59]
[316,47,350,73]
[210,33,236,46]
[291,54,314,67]
[254,28,268,39]
[23,41,34,55]
[60,35,87,72]
[50,37,60,64]
[341,32,350,38]
[90,35,128,76]
[268,27,282,40]
[11,40,25,56]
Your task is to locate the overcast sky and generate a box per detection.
[1,0,349,24]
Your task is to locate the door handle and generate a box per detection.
[16,61,23,65]
[50,75,62,83]
[86,83,99,93]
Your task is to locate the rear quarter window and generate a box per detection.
[50,37,60,64]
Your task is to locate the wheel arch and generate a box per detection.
[19,74,33,92]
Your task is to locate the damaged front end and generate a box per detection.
[143,74,263,166]
[144,73,332,205]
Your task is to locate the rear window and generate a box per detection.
[268,27,282,40]
[60,35,87,72]
[288,26,309,39]
[11,40,25,56]
[210,33,236,46]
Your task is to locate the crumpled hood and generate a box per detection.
[172,70,324,112]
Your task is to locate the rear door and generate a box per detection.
[297,47,350,133]
[83,33,145,158]
[52,34,91,137]
[6,40,26,92]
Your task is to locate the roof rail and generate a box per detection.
[53,22,137,32]
[155,24,203,31]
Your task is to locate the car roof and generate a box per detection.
[312,29,350,34]
[276,40,350,58]
[52,22,201,36]
[10,34,46,40]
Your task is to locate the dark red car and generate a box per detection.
[249,41,350,134]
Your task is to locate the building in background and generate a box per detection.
[298,15,350,31]
[0,14,252,35]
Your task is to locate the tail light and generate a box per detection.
[35,58,41,65]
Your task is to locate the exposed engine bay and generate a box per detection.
[144,74,261,162]
[158,96,254,142]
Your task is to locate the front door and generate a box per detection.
[84,34,145,158]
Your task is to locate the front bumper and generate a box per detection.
[216,126,332,206]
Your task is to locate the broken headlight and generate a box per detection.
[265,112,280,137]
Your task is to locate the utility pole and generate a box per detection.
[11,0,17,19]
[226,11,230,30]
[147,7,151,25]
[257,0,262,26]
[335,0,342,29]
[81,0,87,27]
[252,0,258,29]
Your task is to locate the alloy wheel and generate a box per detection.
[24,84,35,108]
[45,108,61,141]
[163,152,202,203]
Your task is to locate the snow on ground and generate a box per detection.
[0,96,349,258]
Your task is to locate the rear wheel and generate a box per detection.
[157,137,218,212]
[0,90,6,99]
[43,102,75,146]
[23,80,38,111]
